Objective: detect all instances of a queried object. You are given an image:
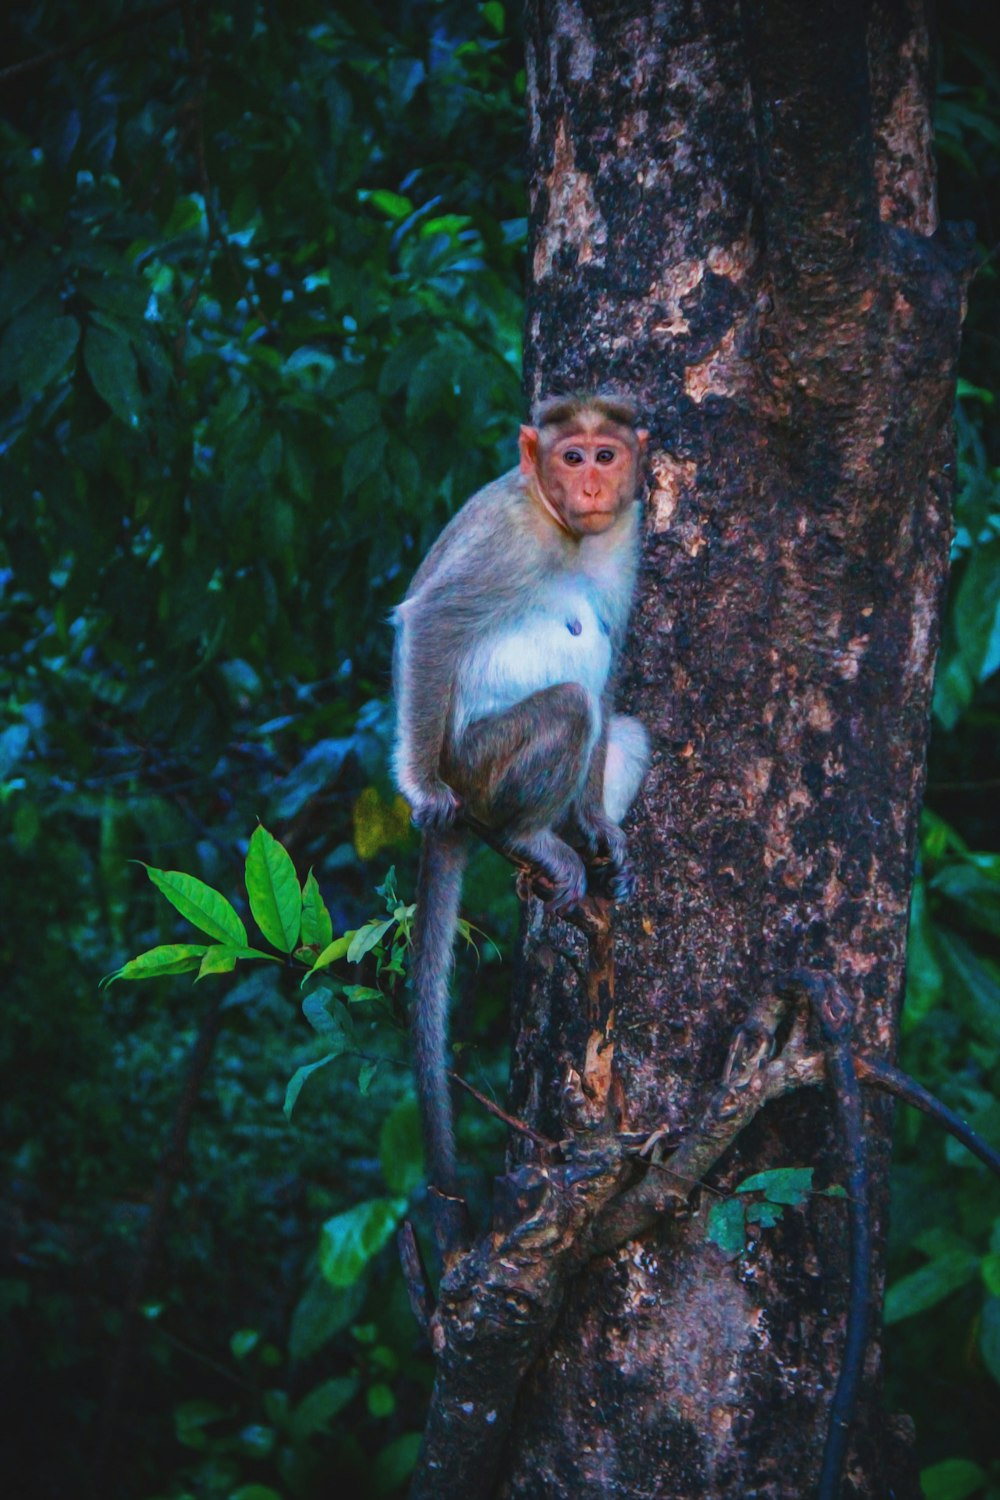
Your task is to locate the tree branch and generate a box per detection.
[857,1055,1000,1181]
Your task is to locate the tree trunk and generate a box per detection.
[505,1,967,1496]
[407,3,971,1497]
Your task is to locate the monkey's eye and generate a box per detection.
[562,448,585,465]
[595,448,618,464]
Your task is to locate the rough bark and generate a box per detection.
[408,2,970,1497]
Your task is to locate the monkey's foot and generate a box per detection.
[410,781,462,831]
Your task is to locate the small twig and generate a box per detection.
[398,1221,433,1337]
[450,1073,559,1151]
[0,0,184,84]
[856,1055,1000,1181]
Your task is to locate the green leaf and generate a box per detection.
[358,1059,378,1094]
[230,1488,283,1500]
[920,1459,988,1500]
[378,335,432,397]
[142,864,248,945]
[0,257,54,322]
[246,826,301,952]
[372,1433,422,1496]
[405,345,455,425]
[379,1098,424,1194]
[932,859,1000,938]
[344,985,383,1004]
[706,1198,746,1257]
[306,932,355,980]
[289,1273,365,1363]
[230,1329,260,1360]
[745,1201,784,1228]
[935,930,1000,1043]
[175,1398,224,1450]
[84,323,143,427]
[364,189,413,220]
[196,947,239,979]
[0,302,80,399]
[301,992,351,1042]
[905,875,944,1027]
[981,1295,1000,1383]
[342,427,387,495]
[955,538,1000,684]
[284,1052,340,1118]
[884,1250,979,1324]
[318,1197,407,1288]
[481,1,505,33]
[103,944,208,984]
[301,870,334,949]
[736,1167,814,1206]
[982,1251,1000,1297]
[367,1382,395,1418]
[291,1376,359,1441]
[346,918,394,964]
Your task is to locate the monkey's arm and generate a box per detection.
[393,593,462,829]
[394,482,545,829]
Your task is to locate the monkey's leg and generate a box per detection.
[448,683,593,908]
[562,712,650,900]
[603,714,650,823]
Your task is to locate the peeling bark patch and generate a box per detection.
[533,118,607,281]
[650,259,706,336]
[684,325,743,404]
[554,0,597,82]
[873,30,937,234]
[582,1027,614,1108]
[649,454,698,532]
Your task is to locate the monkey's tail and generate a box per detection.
[410,827,469,1196]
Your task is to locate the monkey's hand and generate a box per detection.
[409,781,461,832]
[576,810,636,903]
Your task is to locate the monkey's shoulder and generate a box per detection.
[401,469,542,604]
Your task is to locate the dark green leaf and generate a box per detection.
[981,1295,1000,1383]
[920,1459,988,1500]
[706,1198,746,1257]
[0,302,80,398]
[884,1250,979,1324]
[342,428,388,495]
[289,1273,366,1363]
[283,1052,340,1118]
[736,1167,814,1206]
[379,1098,424,1194]
[372,1433,423,1497]
[84,324,143,427]
[291,1376,360,1441]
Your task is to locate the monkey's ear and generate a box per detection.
[518,425,540,475]
[636,428,650,454]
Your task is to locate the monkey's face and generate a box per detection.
[521,424,647,537]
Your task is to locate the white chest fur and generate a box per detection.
[455,576,613,735]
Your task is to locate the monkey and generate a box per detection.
[392,394,650,1195]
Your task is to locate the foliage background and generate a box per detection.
[0,3,997,1497]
